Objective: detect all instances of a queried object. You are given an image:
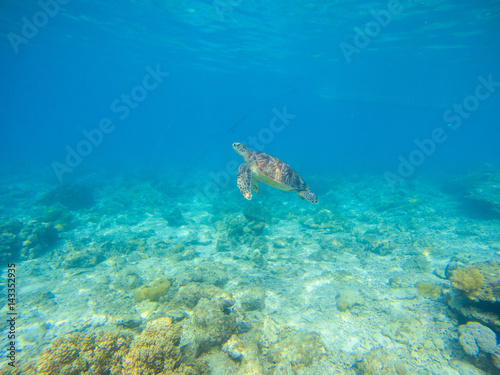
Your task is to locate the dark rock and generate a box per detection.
[190,295,237,355]
[242,202,271,223]
[174,282,222,308]
[445,260,459,279]
[446,292,500,335]
[162,208,186,227]
[216,237,237,252]
[40,184,94,210]
[448,261,500,304]
[240,287,265,311]
[19,221,59,259]
[445,261,500,336]
[0,232,21,263]
[0,219,23,262]
[358,235,395,256]
[0,219,23,235]
[188,263,228,288]
[264,330,327,370]
[113,269,142,290]
[176,248,198,261]
[464,182,500,218]
[61,249,105,269]
[443,170,500,219]
[39,203,75,231]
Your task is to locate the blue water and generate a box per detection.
[1,0,499,182]
[2,1,500,373]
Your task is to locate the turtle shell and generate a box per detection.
[249,152,308,191]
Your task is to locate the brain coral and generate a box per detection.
[449,261,500,303]
[122,317,181,374]
[122,317,207,375]
[191,296,237,355]
[458,321,498,356]
[36,329,132,374]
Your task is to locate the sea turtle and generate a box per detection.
[233,142,318,203]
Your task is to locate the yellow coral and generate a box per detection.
[36,323,207,375]
[122,317,182,375]
[133,278,171,302]
[415,282,441,299]
[36,330,132,374]
[450,267,484,300]
[37,332,80,374]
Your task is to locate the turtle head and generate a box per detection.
[233,142,251,161]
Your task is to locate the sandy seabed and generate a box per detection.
[1,168,499,375]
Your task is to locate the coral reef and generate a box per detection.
[298,208,352,233]
[403,253,430,273]
[0,218,23,235]
[356,347,402,374]
[19,220,59,260]
[113,268,142,290]
[449,261,500,303]
[99,239,149,255]
[133,278,171,302]
[189,294,237,355]
[223,214,268,244]
[162,207,187,227]
[415,282,441,299]
[443,170,493,194]
[262,329,327,371]
[123,317,187,374]
[60,247,106,269]
[443,170,500,218]
[465,180,500,217]
[242,201,271,223]
[222,335,245,360]
[39,203,75,231]
[176,248,199,261]
[447,261,500,372]
[336,289,364,312]
[174,282,222,308]
[458,322,498,356]
[239,287,265,311]
[446,293,500,334]
[357,234,395,255]
[40,183,94,210]
[172,286,237,359]
[382,318,429,347]
[458,322,500,373]
[215,237,236,252]
[185,263,229,288]
[0,219,23,262]
[221,333,264,373]
[36,319,210,375]
[9,169,500,374]
[36,329,133,374]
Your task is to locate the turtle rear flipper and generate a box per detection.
[298,190,318,204]
[237,163,253,200]
[251,176,261,195]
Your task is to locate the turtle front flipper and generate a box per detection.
[237,163,253,200]
[251,176,261,195]
[298,189,318,204]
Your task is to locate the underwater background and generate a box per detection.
[1,0,500,374]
